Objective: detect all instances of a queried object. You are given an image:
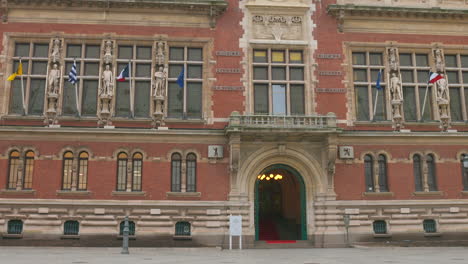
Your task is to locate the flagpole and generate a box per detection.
[129,60,134,118]
[19,58,26,115]
[420,70,432,121]
[73,59,81,117]
[372,69,382,121]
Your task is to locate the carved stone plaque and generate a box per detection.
[339,146,354,159]
[252,15,303,41]
[208,145,224,158]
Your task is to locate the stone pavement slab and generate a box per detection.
[0,247,467,264]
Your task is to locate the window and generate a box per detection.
[364,154,374,192]
[116,152,128,191]
[77,152,89,191]
[253,49,305,115]
[62,152,74,190]
[63,220,79,235]
[23,151,34,190]
[115,45,152,118]
[423,219,437,233]
[7,220,23,235]
[373,220,387,234]
[9,42,49,115]
[171,153,182,192]
[63,43,100,116]
[399,52,432,121]
[378,154,388,192]
[426,154,437,191]
[7,151,21,189]
[119,220,136,236]
[132,153,143,191]
[168,47,203,119]
[352,52,386,121]
[462,154,468,191]
[175,221,191,236]
[186,153,197,192]
[413,154,423,192]
[445,54,468,121]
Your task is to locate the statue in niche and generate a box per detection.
[434,49,445,73]
[101,64,114,96]
[435,74,450,117]
[51,39,61,62]
[48,63,60,94]
[389,72,403,101]
[104,40,113,64]
[388,48,398,71]
[153,66,167,97]
[156,42,165,65]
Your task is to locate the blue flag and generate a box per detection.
[176,69,184,88]
[68,61,78,85]
[375,70,382,90]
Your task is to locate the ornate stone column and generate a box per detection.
[44,38,63,127]
[433,48,450,131]
[98,40,115,127]
[151,41,167,128]
[386,47,404,130]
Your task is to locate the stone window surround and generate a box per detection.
[2,33,214,124]
[362,152,392,196]
[113,148,146,193]
[411,151,440,194]
[167,149,201,196]
[345,42,468,126]
[246,44,312,116]
[56,147,92,193]
[2,146,37,192]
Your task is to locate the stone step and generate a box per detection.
[253,240,314,249]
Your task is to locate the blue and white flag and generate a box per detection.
[68,61,78,85]
[176,68,184,88]
[375,70,382,90]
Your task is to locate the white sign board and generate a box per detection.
[339,146,354,159]
[229,215,242,250]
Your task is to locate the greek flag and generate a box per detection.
[68,61,78,84]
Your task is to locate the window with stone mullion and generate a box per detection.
[352,51,386,121]
[445,54,468,121]
[10,42,49,116]
[252,48,305,116]
[168,47,203,119]
[63,44,100,117]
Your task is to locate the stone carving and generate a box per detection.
[434,48,445,73]
[386,47,403,130]
[152,41,167,128]
[388,47,399,71]
[103,40,113,65]
[50,38,61,63]
[45,63,61,126]
[252,15,302,41]
[48,63,60,95]
[435,75,450,130]
[389,73,403,102]
[101,64,114,97]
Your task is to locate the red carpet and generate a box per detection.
[265,240,296,244]
[259,219,280,240]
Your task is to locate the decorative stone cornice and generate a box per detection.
[3,0,228,27]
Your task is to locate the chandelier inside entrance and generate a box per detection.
[257,174,283,181]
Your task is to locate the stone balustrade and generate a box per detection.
[227,112,337,130]
[335,0,468,10]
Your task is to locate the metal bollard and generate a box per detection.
[121,216,130,254]
[343,214,350,247]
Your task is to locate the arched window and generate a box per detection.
[186,153,197,192]
[77,152,89,191]
[461,154,468,191]
[378,154,388,192]
[413,154,423,191]
[7,219,23,234]
[116,152,128,191]
[7,151,21,189]
[426,154,437,191]
[23,151,35,190]
[119,220,136,236]
[175,221,191,236]
[171,153,182,192]
[62,152,74,190]
[64,220,79,235]
[364,154,374,192]
[132,153,143,191]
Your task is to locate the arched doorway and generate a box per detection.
[254,164,307,241]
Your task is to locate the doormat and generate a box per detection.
[265,240,296,244]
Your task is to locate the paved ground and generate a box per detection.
[0,246,467,264]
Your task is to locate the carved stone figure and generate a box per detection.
[156,42,165,65]
[435,75,450,117]
[434,49,445,73]
[389,73,403,101]
[388,48,398,71]
[48,63,60,94]
[101,64,113,96]
[153,66,167,97]
[104,40,113,64]
[51,39,61,63]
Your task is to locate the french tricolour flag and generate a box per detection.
[428,72,444,84]
[117,64,130,82]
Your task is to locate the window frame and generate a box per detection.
[7,150,21,190]
[364,154,374,192]
[77,152,89,191]
[132,152,143,191]
[251,47,307,116]
[444,53,468,121]
[186,153,197,192]
[462,154,468,191]
[61,151,74,191]
[116,152,128,192]
[63,220,80,236]
[23,151,35,190]
[171,153,182,192]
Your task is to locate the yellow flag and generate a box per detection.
[7,62,23,81]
